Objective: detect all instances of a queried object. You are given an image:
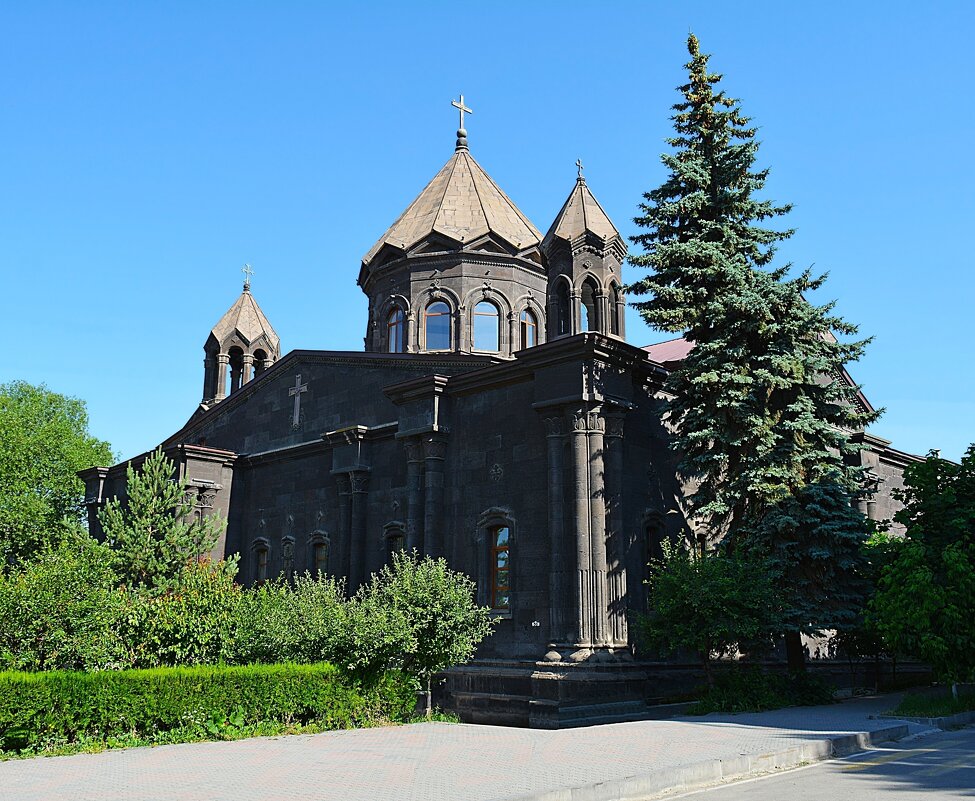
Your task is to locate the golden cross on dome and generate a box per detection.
[451,94,473,129]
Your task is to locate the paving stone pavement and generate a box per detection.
[0,695,926,801]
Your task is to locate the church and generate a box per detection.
[81,99,922,727]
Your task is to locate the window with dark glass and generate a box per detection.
[313,541,329,575]
[387,308,405,353]
[520,309,538,349]
[490,526,510,609]
[473,301,500,352]
[386,530,405,562]
[425,301,451,350]
[255,545,269,582]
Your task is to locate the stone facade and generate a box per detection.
[81,126,923,727]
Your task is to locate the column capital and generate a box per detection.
[216,352,230,365]
[422,434,448,461]
[348,469,370,494]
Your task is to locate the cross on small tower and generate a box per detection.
[451,94,473,129]
[242,263,254,291]
[576,159,584,179]
[288,374,308,429]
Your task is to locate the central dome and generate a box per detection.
[362,147,542,268]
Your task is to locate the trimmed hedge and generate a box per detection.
[0,663,413,754]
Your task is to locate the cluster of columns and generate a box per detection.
[207,350,275,403]
[546,288,625,339]
[542,403,629,661]
[403,434,449,558]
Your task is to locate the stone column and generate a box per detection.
[422,436,447,558]
[405,439,425,551]
[241,353,254,385]
[570,291,582,334]
[587,409,610,647]
[215,353,229,401]
[335,474,352,589]
[570,408,592,650]
[543,414,569,658]
[348,470,370,591]
[595,290,609,335]
[507,310,518,356]
[604,412,629,647]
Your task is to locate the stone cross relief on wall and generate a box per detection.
[289,374,308,429]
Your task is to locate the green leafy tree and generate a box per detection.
[0,534,128,671]
[0,381,113,565]
[363,551,495,716]
[640,542,781,686]
[869,447,975,697]
[98,448,226,588]
[626,35,877,667]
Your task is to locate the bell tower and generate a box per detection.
[542,162,627,340]
[202,266,281,408]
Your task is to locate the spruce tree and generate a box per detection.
[99,448,225,588]
[628,35,879,666]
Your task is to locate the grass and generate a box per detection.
[892,687,975,719]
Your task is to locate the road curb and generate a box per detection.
[502,724,909,801]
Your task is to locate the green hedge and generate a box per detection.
[0,663,413,754]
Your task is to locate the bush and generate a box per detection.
[0,537,129,672]
[689,666,835,715]
[0,663,389,755]
[119,558,243,668]
[228,573,346,666]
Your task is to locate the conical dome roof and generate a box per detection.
[543,175,622,247]
[362,146,541,267]
[209,286,280,354]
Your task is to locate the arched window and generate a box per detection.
[253,349,268,378]
[253,541,269,583]
[472,301,500,352]
[386,308,405,353]
[227,346,245,395]
[490,526,510,610]
[425,301,452,351]
[520,309,538,349]
[555,281,571,336]
[581,279,599,332]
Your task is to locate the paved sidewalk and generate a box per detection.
[0,695,927,801]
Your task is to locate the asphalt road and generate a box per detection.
[668,726,975,800]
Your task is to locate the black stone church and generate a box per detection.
[82,115,921,727]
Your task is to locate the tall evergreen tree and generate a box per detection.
[627,35,879,665]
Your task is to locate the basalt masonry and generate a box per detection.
[81,108,923,727]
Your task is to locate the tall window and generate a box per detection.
[490,526,510,609]
[472,301,500,352]
[520,309,538,349]
[255,544,269,583]
[425,301,451,351]
[555,281,571,336]
[313,540,329,575]
[386,529,405,562]
[387,308,405,353]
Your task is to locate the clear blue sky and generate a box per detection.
[2,1,972,463]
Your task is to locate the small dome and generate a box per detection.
[209,287,280,354]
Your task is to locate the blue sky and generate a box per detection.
[1,1,972,462]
